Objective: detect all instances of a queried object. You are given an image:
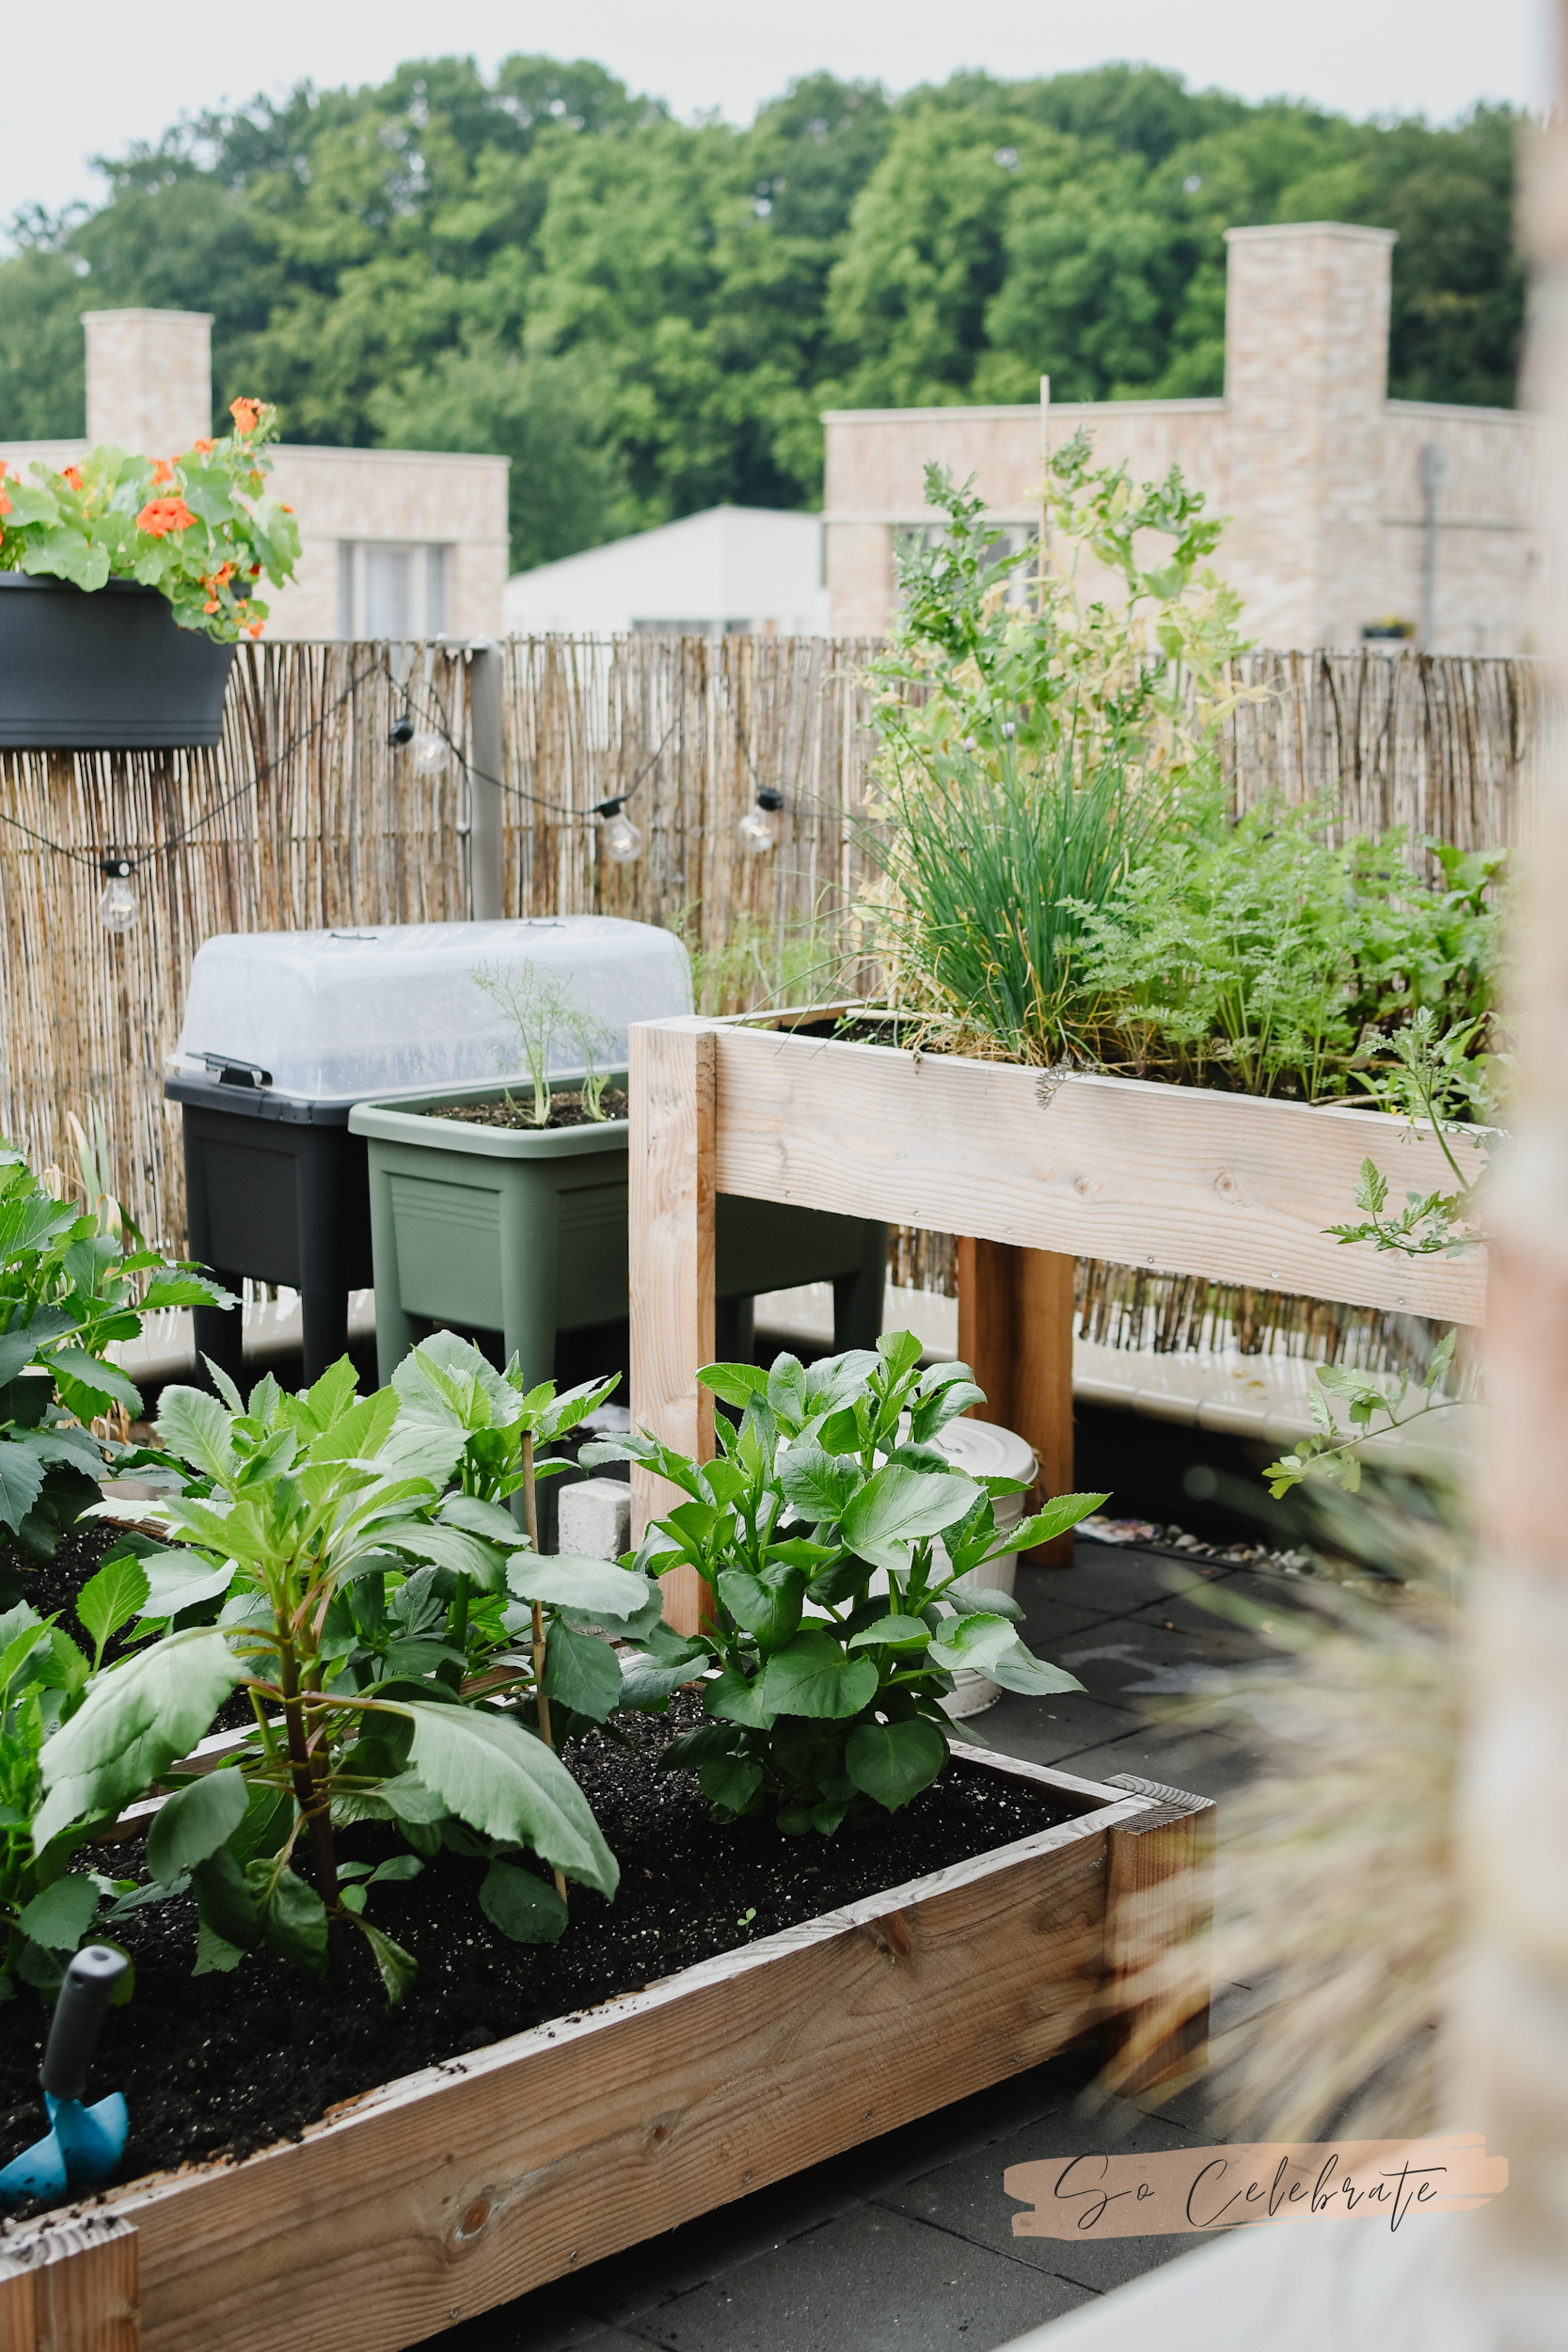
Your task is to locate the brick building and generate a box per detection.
[0,309,510,640]
[823,222,1539,652]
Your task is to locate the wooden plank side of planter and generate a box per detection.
[0,2217,138,2352]
[704,1025,1487,1326]
[61,1778,1161,2352]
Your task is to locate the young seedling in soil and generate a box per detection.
[594,1333,1103,1832]
[40,1359,621,2003]
[471,961,615,1128]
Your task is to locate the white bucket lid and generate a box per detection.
[931,1417,1037,1527]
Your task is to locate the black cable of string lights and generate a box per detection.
[394,671,682,829]
[0,658,383,880]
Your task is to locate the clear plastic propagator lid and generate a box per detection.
[170,916,693,1104]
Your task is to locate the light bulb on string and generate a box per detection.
[410,730,449,774]
[737,787,784,856]
[98,857,137,934]
[595,800,643,865]
[388,714,415,748]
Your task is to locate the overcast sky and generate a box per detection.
[2,0,1547,232]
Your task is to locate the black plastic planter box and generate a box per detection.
[0,574,234,749]
[166,1071,373,1391]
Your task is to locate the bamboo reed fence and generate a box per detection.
[0,636,1538,1370]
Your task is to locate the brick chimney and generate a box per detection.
[1221,223,1397,647]
[82,310,213,457]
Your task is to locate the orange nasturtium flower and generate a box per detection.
[60,466,84,491]
[247,619,264,639]
[150,458,175,487]
[230,397,263,436]
[194,437,216,455]
[136,497,198,537]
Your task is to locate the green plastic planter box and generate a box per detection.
[348,1077,885,1389]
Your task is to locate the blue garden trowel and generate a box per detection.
[0,1947,129,2205]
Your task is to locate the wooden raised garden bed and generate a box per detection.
[0,1756,1212,2352]
[626,1014,1487,1598]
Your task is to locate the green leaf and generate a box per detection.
[146,1768,249,1883]
[507,1554,653,1618]
[877,1329,925,1382]
[352,1915,419,2004]
[841,1464,980,1570]
[76,1553,151,1658]
[698,1754,763,1813]
[717,1563,804,1652]
[942,1583,1022,1621]
[1007,1492,1111,1551]
[191,1848,264,1949]
[618,1645,706,1710]
[398,1702,619,1897]
[847,1614,931,1650]
[697,1361,768,1408]
[479,1859,569,1944]
[0,1611,51,1697]
[383,1521,507,1591]
[758,1630,879,1720]
[437,1493,529,1546]
[0,1441,44,1537]
[254,1862,328,1979]
[193,1918,246,1975]
[704,1661,775,1727]
[986,1642,1086,1697]
[36,1628,246,1847]
[766,1354,808,1425]
[777,1442,858,1525]
[543,1624,623,1722]
[927,1613,1019,1674]
[154,1386,235,1483]
[846,1717,948,1811]
[18,1873,100,1952]
[138,1554,236,1618]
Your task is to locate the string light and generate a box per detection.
[595,800,643,864]
[411,730,449,774]
[388,714,416,748]
[737,787,784,856]
[97,857,136,934]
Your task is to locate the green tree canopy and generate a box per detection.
[0,57,1524,572]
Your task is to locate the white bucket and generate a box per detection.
[930,1418,1037,1718]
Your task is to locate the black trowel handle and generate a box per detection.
[40,1947,129,2102]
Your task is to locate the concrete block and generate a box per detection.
[557,1477,632,1563]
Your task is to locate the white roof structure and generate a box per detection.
[504,505,829,638]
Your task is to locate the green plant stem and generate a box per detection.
[521,1430,567,1903]
[278,1642,348,1987]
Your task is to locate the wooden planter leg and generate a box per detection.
[1100,1772,1216,2095]
[958,1239,1075,1565]
[0,2216,139,2351]
[629,1020,717,1638]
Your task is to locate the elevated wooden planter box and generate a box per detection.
[0,1756,1212,2352]
[626,1016,1487,1592]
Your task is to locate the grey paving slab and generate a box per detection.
[1051,1621,1259,1706]
[878,2098,1206,2298]
[1010,1593,1131,1647]
[1022,1545,1211,1615]
[626,2202,1096,2352]
[1050,1725,1262,1803]
[975,1690,1145,1771]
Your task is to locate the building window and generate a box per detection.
[338,543,450,639]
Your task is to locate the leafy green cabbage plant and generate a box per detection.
[594,1334,1103,1833]
[38,1359,624,2003]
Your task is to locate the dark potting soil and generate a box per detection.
[428,1087,628,1132]
[0,1692,1084,2196]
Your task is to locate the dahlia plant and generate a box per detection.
[0,398,300,642]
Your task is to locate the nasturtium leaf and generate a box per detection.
[543,1624,623,1722]
[76,1554,151,1656]
[508,1553,653,1619]
[36,1629,246,1848]
[846,1716,948,1811]
[717,1563,803,1652]
[698,1754,763,1813]
[985,1644,1086,1697]
[840,1465,980,1571]
[480,1860,569,1945]
[146,1767,249,1884]
[758,1630,879,1720]
[704,1662,775,1728]
[398,1702,619,1898]
[927,1613,1018,1675]
[847,1614,931,1650]
[17,1874,100,1953]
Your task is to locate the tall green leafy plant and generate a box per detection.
[39,1360,621,2001]
[594,1336,1102,1833]
[0,1142,233,1561]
